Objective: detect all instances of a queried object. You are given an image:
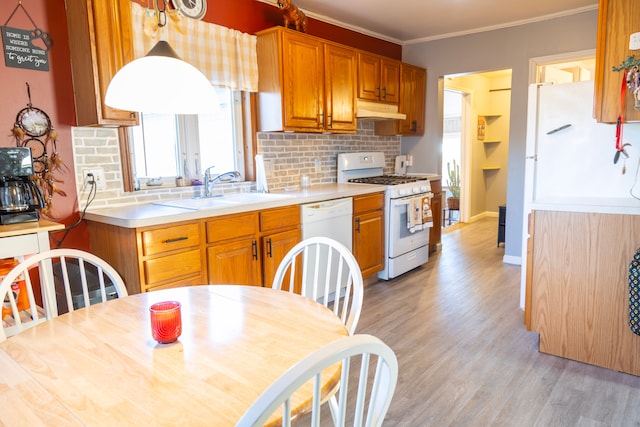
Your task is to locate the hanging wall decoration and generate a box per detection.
[1,1,53,71]
[11,83,67,218]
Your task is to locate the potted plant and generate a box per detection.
[446,160,460,210]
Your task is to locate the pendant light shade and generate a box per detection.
[105,41,218,114]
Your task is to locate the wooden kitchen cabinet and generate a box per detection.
[357,52,400,104]
[65,0,137,126]
[528,210,640,376]
[206,205,301,287]
[353,193,385,278]
[256,26,357,133]
[374,63,427,136]
[428,179,442,253]
[87,219,206,294]
[594,0,640,123]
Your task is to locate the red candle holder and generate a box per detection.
[149,301,182,344]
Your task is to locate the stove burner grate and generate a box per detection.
[348,175,427,185]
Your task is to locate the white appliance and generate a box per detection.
[521,80,640,307]
[337,152,433,280]
[300,198,353,300]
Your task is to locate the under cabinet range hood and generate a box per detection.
[356,100,407,120]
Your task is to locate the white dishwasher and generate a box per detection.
[300,197,353,301]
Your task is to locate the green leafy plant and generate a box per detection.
[446,160,460,199]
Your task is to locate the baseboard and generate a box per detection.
[469,211,499,222]
[503,255,521,265]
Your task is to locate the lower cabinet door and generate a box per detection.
[207,238,262,286]
[353,210,384,277]
[261,228,301,290]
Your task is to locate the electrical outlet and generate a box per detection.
[314,158,321,173]
[83,167,106,190]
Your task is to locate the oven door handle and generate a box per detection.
[391,193,434,206]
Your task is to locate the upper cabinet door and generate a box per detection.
[357,52,382,102]
[398,64,426,135]
[65,0,137,126]
[594,0,640,123]
[380,58,400,104]
[324,43,357,132]
[281,31,325,131]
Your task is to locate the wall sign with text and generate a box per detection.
[2,26,50,71]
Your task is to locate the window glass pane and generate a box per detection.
[133,114,179,178]
[197,89,237,174]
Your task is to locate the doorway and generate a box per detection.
[442,70,512,229]
[442,89,464,227]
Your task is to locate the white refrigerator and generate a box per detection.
[520,80,640,307]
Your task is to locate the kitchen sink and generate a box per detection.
[152,193,294,211]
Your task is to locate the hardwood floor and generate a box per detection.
[356,217,640,426]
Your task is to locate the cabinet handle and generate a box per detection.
[328,114,333,128]
[376,86,381,99]
[266,238,273,258]
[164,236,188,244]
[319,109,324,127]
[411,120,417,132]
[252,240,258,260]
[382,87,387,100]
[356,218,361,233]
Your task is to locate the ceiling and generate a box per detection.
[260,0,598,45]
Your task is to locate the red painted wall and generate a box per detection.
[1,0,400,251]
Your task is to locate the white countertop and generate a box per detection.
[531,197,640,215]
[83,183,388,228]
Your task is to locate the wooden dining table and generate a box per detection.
[0,285,348,426]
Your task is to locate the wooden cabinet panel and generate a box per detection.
[144,249,202,286]
[398,64,426,135]
[256,26,356,133]
[594,0,640,123]
[353,192,384,214]
[207,239,261,286]
[65,0,137,126]
[357,52,400,104]
[352,193,385,278]
[281,31,325,130]
[141,223,200,256]
[324,44,357,132]
[353,210,384,278]
[530,210,640,376]
[261,228,301,289]
[206,213,259,243]
[380,58,400,103]
[260,205,300,232]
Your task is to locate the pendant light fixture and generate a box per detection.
[104,0,217,114]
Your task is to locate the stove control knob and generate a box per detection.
[412,187,420,194]
[398,189,407,196]
[420,185,428,192]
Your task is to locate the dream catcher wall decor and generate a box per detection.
[11,82,67,217]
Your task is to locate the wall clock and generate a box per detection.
[171,0,207,20]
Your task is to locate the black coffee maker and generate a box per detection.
[0,147,46,225]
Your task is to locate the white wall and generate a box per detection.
[401,10,598,262]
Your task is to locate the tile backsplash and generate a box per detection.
[72,121,400,209]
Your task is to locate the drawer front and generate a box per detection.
[141,223,200,256]
[145,274,204,293]
[353,192,384,214]
[144,249,202,285]
[206,212,259,243]
[260,205,300,232]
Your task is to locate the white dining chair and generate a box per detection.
[272,236,364,335]
[237,334,399,427]
[0,249,128,339]
[0,263,48,343]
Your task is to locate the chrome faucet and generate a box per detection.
[204,167,241,197]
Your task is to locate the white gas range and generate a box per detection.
[337,152,433,280]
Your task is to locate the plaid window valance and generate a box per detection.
[130,2,259,92]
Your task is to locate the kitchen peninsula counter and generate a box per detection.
[84,183,388,228]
